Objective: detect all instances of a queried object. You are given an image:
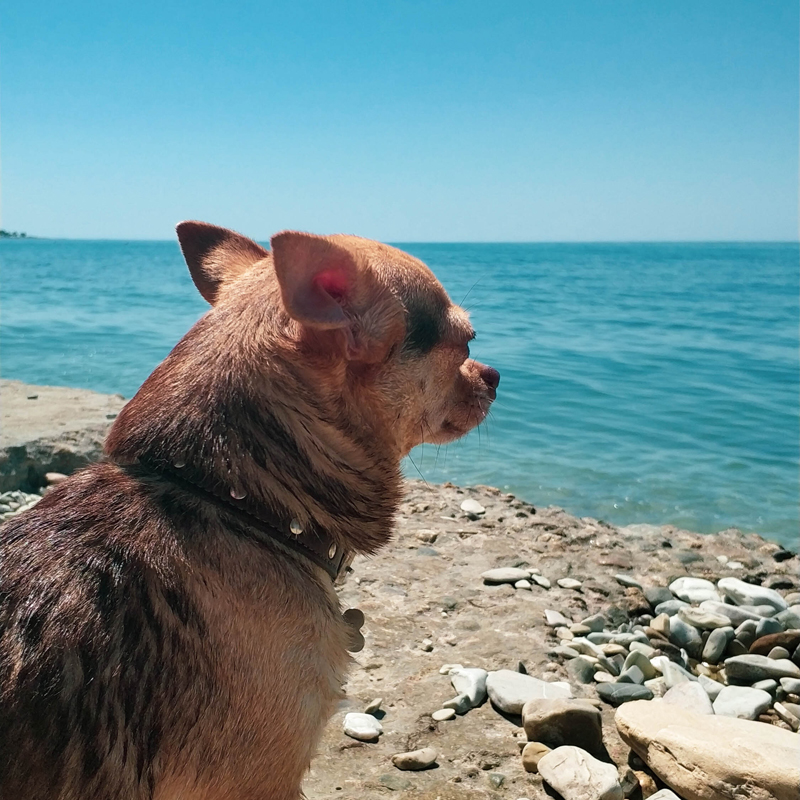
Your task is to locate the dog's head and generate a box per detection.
[175,222,498,459]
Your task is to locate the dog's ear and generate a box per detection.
[176,221,269,305]
[270,231,358,330]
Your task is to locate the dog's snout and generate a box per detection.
[480,364,500,392]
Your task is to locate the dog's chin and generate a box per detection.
[425,402,492,445]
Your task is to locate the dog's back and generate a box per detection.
[0,462,350,800]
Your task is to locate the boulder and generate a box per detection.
[486,669,571,714]
[522,697,604,757]
[615,700,800,800]
[537,746,623,800]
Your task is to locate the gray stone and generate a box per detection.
[615,573,643,589]
[442,693,471,714]
[774,702,800,731]
[616,665,644,685]
[702,626,734,664]
[780,677,800,693]
[552,645,581,659]
[669,577,720,604]
[697,673,724,701]
[755,617,785,638]
[570,623,592,636]
[558,577,583,590]
[364,697,383,714]
[343,712,383,741]
[652,657,698,688]
[725,654,800,684]
[662,681,715,714]
[431,708,455,721]
[776,607,800,629]
[392,746,438,770]
[643,586,674,607]
[587,632,614,644]
[581,614,606,632]
[522,698,604,757]
[699,600,764,627]
[545,609,571,627]
[515,579,532,590]
[482,567,531,585]
[486,669,571,714]
[751,679,778,694]
[537,746,623,800]
[568,656,598,685]
[643,677,667,698]
[654,599,688,617]
[718,577,788,612]
[668,615,703,659]
[712,686,773,719]
[379,774,412,791]
[531,574,551,589]
[596,683,654,706]
[734,619,758,648]
[677,605,731,630]
[768,646,791,660]
[450,667,488,707]
[622,650,656,680]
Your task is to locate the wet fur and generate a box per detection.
[0,225,497,799]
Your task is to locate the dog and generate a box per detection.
[0,222,499,799]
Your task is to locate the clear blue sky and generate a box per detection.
[1,1,797,241]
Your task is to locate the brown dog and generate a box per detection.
[0,223,499,799]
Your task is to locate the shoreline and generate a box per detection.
[0,378,793,550]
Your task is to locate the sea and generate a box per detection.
[1,239,798,548]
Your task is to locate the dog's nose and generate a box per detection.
[480,365,500,391]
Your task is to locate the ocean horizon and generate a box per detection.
[2,238,798,548]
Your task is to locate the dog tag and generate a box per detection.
[343,607,365,653]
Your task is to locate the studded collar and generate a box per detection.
[133,458,354,583]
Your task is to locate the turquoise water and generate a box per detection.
[2,239,798,546]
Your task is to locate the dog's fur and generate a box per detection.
[0,224,498,799]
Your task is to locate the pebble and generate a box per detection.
[531,574,552,589]
[643,677,667,698]
[648,790,682,800]
[751,679,778,694]
[515,579,532,590]
[431,708,455,721]
[486,669,571,714]
[697,673,724,701]
[649,613,670,637]
[774,702,800,730]
[768,646,791,660]
[628,641,657,659]
[522,697,604,756]
[755,617,785,638]
[556,626,575,640]
[364,697,383,714]
[750,630,800,656]
[617,665,645,685]
[521,741,551,773]
[643,586,674,607]
[537,746,623,800]
[717,577,787,612]
[712,686,773,719]
[481,567,531,585]
[450,667,488,707]
[622,650,656,680]
[702,626,734,664]
[570,623,592,636]
[552,645,581,659]
[669,577,720,604]
[662,681,714,714]
[392,746,438,770]
[614,574,643,589]
[545,609,571,628]
[654,659,698,688]
[568,657,599,684]
[596,683,654,706]
[668,615,704,659]
[677,606,731,630]
[343,712,383,741]
[699,600,764,627]
[654,599,688,617]
[439,663,463,674]
[581,613,606,632]
[460,498,485,518]
[594,671,615,683]
[442,693,472,714]
[724,654,800,684]
[557,578,583,590]
[776,607,800,629]
[780,677,800,693]
[379,774,412,791]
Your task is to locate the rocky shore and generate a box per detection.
[1,380,798,799]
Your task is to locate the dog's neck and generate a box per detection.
[105,318,402,555]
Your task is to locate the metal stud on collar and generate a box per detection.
[289,519,303,536]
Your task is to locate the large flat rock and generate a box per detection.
[615,700,800,800]
[0,380,126,491]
